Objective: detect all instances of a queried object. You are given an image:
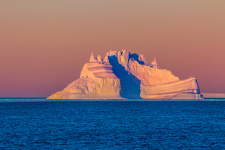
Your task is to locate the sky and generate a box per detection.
[0,0,225,97]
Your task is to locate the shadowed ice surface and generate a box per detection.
[0,100,225,149]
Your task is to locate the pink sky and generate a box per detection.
[0,1,225,97]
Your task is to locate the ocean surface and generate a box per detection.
[0,99,225,149]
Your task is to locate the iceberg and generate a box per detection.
[47,50,203,100]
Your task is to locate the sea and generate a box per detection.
[0,99,225,149]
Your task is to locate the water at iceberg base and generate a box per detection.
[0,98,225,149]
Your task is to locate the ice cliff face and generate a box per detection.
[47,50,202,99]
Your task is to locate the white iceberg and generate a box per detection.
[47,50,203,100]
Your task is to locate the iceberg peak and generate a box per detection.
[151,57,157,68]
[97,55,102,62]
[89,52,97,62]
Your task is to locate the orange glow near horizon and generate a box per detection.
[0,1,225,97]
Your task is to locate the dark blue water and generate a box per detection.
[0,100,225,149]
